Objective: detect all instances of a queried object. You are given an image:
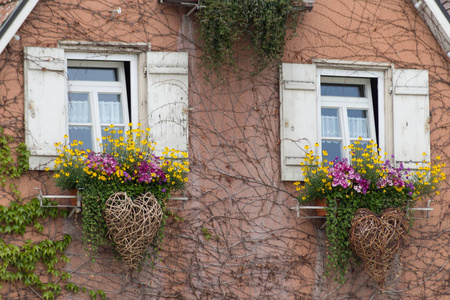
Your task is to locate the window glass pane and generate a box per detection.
[321,108,341,137]
[98,94,123,124]
[321,83,364,97]
[69,126,93,150]
[68,67,118,81]
[68,93,90,123]
[322,140,342,161]
[348,109,369,138]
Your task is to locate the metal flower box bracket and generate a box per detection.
[159,0,201,16]
[291,199,434,220]
[35,187,81,217]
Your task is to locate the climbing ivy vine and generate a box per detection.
[0,127,30,198]
[0,198,72,300]
[0,129,105,299]
[0,127,29,179]
[197,0,305,76]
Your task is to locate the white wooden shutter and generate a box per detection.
[147,52,189,155]
[393,69,430,170]
[280,63,318,181]
[24,47,67,170]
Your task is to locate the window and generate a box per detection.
[67,60,130,151]
[24,46,189,170]
[280,62,429,181]
[320,77,376,160]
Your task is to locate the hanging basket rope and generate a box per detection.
[349,208,409,286]
[104,192,163,270]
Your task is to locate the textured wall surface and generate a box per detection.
[0,0,448,299]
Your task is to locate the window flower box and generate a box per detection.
[295,140,446,284]
[50,124,190,269]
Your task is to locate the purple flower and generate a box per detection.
[133,155,166,183]
[84,151,168,186]
[85,153,120,176]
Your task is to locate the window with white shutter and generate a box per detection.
[24,46,189,170]
[280,61,429,181]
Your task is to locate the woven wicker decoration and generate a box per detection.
[104,192,163,270]
[349,208,409,287]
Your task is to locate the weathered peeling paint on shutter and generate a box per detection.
[24,47,67,170]
[393,69,430,170]
[280,63,318,181]
[147,52,189,156]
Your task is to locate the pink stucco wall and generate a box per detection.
[0,0,448,299]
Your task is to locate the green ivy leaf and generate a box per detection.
[42,291,54,300]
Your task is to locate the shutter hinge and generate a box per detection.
[143,66,147,78]
[29,101,36,118]
[425,116,430,131]
[182,107,195,114]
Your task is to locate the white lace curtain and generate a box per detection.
[322,114,368,138]
[69,94,122,124]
